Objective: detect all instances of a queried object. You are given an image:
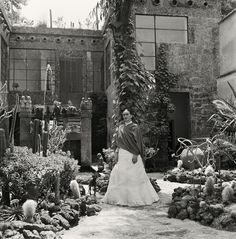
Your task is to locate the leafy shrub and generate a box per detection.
[0,147,79,203]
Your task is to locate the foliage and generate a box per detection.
[0,147,79,203]
[0,206,24,222]
[48,124,67,154]
[221,0,236,16]
[209,99,236,133]
[141,44,177,145]
[3,0,29,25]
[97,0,155,125]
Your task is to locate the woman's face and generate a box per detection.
[122,109,132,123]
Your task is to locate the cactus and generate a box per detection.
[22,200,37,223]
[222,186,234,204]
[205,176,215,196]
[54,172,60,204]
[32,119,41,154]
[42,131,48,157]
[70,180,81,199]
[0,128,6,159]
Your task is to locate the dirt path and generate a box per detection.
[61,180,235,239]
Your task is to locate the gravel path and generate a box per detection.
[61,179,236,239]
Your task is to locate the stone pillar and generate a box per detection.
[19,95,32,148]
[80,97,92,167]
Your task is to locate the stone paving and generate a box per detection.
[61,174,236,239]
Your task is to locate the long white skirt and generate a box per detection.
[102,148,159,206]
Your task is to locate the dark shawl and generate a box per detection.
[114,122,145,159]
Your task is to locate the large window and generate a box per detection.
[1,37,8,85]
[86,51,103,92]
[136,15,188,70]
[9,49,56,91]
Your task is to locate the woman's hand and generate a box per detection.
[132,154,138,164]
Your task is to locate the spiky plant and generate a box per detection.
[205,176,215,196]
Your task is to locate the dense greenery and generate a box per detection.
[98,0,155,124]
[0,147,79,205]
[3,0,30,25]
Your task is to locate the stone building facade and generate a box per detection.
[217,9,236,101]
[0,0,222,157]
[0,2,11,108]
[8,27,103,108]
[105,0,221,150]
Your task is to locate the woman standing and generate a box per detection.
[102,109,159,206]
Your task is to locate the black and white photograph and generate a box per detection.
[0,0,236,238]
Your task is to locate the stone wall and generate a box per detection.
[105,0,221,143]
[9,27,103,108]
[135,0,221,137]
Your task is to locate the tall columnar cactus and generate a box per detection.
[42,131,48,157]
[32,119,41,154]
[0,128,6,159]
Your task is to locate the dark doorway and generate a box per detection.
[168,92,191,152]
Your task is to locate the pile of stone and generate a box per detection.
[0,196,102,239]
[164,170,236,185]
[168,185,236,231]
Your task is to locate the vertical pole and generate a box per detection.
[80,97,92,167]
[49,9,52,28]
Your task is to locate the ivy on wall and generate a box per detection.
[98,0,155,126]
[142,44,178,166]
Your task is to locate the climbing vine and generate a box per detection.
[142,44,178,166]
[97,0,155,125]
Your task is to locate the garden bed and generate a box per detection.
[168,182,236,231]
[0,195,102,239]
[164,169,236,185]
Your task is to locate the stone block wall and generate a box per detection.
[9,27,104,108]
[133,0,221,138]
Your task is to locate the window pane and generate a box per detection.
[27,59,41,69]
[27,80,40,91]
[14,60,27,69]
[136,15,154,28]
[27,70,40,80]
[14,69,26,80]
[155,16,187,30]
[14,80,26,91]
[12,49,26,60]
[156,30,187,43]
[136,29,155,42]
[137,42,155,57]
[140,57,155,71]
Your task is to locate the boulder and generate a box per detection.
[22,229,41,239]
[52,215,70,230]
[40,231,57,239]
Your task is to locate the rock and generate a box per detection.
[201,212,214,224]
[40,231,57,239]
[179,200,188,209]
[52,214,70,230]
[23,229,41,239]
[209,204,224,217]
[59,210,74,223]
[64,198,80,211]
[176,209,188,220]
[41,213,53,225]
[48,205,61,214]
[3,229,18,238]
[86,205,97,216]
[89,204,102,212]
[23,223,58,232]
[168,205,178,218]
